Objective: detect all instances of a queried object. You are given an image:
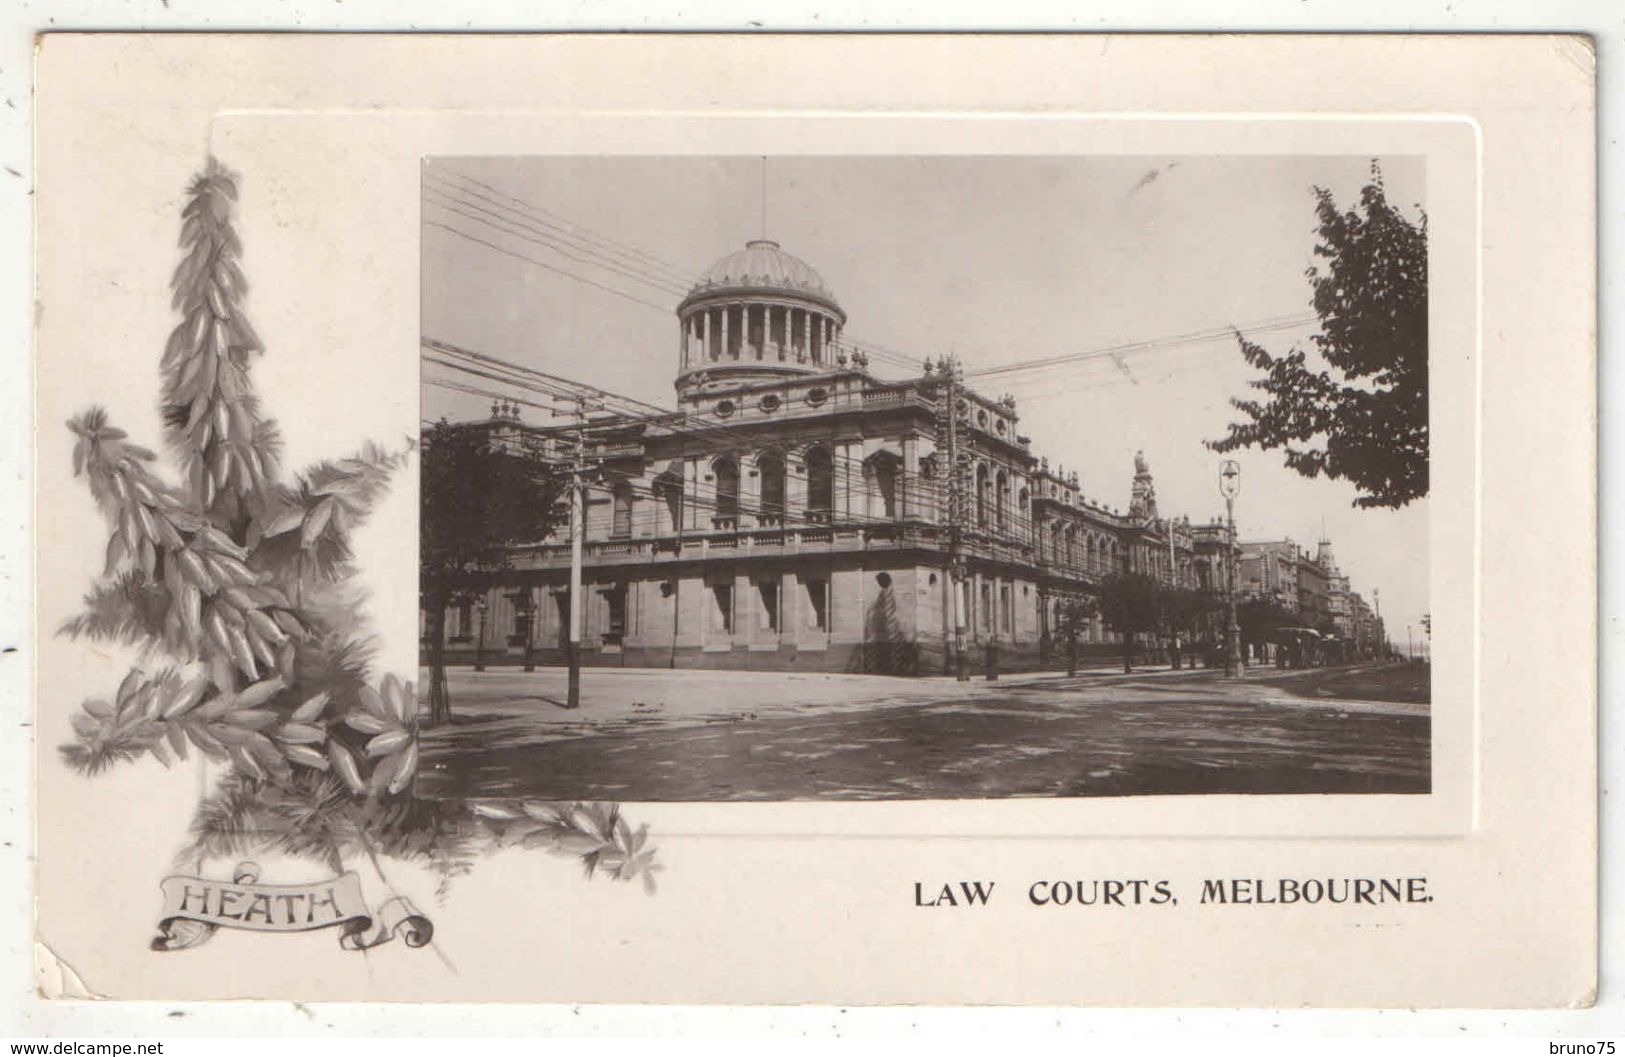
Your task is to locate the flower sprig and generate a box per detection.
[59,156,415,802]
[471,801,662,893]
[61,662,420,798]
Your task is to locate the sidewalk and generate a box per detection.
[417,660,1419,753]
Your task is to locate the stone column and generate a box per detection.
[684,458,701,531]
[787,450,808,516]
[901,434,918,521]
[741,454,761,530]
[836,439,860,520]
[721,304,731,360]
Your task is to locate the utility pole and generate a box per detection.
[555,392,604,709]
[1166,516,1180,669]
[940,354,970,681]
[1219,460,1243,678]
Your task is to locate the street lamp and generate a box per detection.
[473,595,489,672]
[1219,460,1243,678]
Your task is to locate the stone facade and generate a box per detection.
[424,238,1240,675]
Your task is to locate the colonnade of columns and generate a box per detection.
[679,301,841,373]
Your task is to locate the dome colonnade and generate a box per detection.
[676,239,847,394]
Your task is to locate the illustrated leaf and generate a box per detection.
[470,801,524,821]
[364,729,411,758]
[300,497,335,548]
[344,711,392,736]
[223,709,278,730]
[261,505,304,537]
[387,739,418,795]
[282,744,330,771]
[367,752,403,797]
[327,740,365,794]
[275,721,326,745]
[291,691,330,723]
[165,721,189,761]
[233,675,284,709]
[355,683,390,720]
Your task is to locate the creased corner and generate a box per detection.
[1564,979,1598,1010]
[34,939,106,1000]
[1551,35,1596,80]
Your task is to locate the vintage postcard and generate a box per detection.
[31,34,1595,1006]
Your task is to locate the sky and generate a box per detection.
[421,154,1430,644]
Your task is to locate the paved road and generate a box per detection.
[416,665,1429,801]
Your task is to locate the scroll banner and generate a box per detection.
[152,861,433,952]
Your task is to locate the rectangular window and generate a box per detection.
[979,583,992,635]
[604,585,627,643]
[1001,585,1013,634]
[507,592,532,647]
[757,580,780,633]
[711,583,734,634]
[805,577,829,631]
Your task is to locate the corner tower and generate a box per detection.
[675,239,847,401]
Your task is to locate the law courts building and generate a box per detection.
[424,238,1238,675]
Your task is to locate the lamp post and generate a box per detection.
[1219,460,1243,678]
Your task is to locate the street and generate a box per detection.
[415,662,1430,801]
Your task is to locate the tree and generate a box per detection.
[1237,597,1291,664]
[1160,587,1217,669]
[1052,593,1099,677]
[1095,572,1162,674]
[420,421,566,724]
[58,158,417,798]
[1210,162,1428,509]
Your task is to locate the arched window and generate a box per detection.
[1065,526,1077,568]
[805,447,833,521]
[1018,487,1030,535]
[1086,536,1096,574]
[610,481,633,539]
[867,453,899,520]
[976,464,991,527]
[758,452,786,526]
[1051,521,1063,564]
[995,470,1009,532]
[713,457,740,528]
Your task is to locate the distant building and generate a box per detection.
[1240,539,1301,614]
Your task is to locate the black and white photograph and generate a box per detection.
[418,154,1431,803]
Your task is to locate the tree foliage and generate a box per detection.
[419,423,566,589]
[1237,597,1291,650]
[1096,572,1162,673]
[419,422,567,722]
[1051,592,1098,676]
[1210,162,1428,509]
[1159,587,1216,636]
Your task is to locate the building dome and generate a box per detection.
[675,239,848,399]
[685,239,841,312]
